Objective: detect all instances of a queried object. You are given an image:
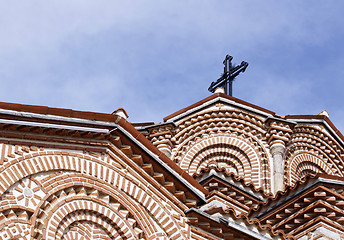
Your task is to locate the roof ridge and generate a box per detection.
[163,93,275,122]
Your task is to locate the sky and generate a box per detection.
[1,1,344,134]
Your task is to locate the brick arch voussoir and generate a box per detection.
[56,213,125,240]
[1,152,184,239]
[285,142,343,185]
[172,119,270,190]
[290,153,333,173]
[190,140,249,168]
[62,222,93,240]
[195,153,244,176]
[291,129,344,170]
[180,136,261,187]
[62,221,113,240]
[297,163,322,178]
[173,119,267,161]
[45,200,133,240]
[288,153,334,185]
[32,173,156,237]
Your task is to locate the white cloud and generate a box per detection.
[0,1,343,133]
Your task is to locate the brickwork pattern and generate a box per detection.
[179,136,261,187]
[0,143,191,240]
[285,125,344,186]
[163,104,344,195]
[170,108,271,192]
[251,175,344,239]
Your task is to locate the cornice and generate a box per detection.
[0,106,208,207]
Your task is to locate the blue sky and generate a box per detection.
[1,1,344,134]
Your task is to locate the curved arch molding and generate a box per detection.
[179,136,262,188]
[0,144,188,240]
[170,109,271,191]
[288,153,336,185]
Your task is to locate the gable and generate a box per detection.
[164,92,275,123]
[250,174,344,239]
[141,92,344,197]
[1,91,344,239]
[0,103,208,239]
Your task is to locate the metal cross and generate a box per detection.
[208,54,248,96]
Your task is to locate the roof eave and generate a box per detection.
[0,103,208,204]
[285,115,344,147]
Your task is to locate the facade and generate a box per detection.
[0,87,343,239]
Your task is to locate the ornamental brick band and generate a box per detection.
[0,146,188,239]
[180,136,261,188]
[0,91,343,239]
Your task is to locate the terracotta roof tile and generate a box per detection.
[0,101,119,123]
[0,101,208,198]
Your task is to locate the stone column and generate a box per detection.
[270,142,286,194]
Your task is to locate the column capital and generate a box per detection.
[266,118,295,146]
[270,142,285,157]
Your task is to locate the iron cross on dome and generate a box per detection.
[208,54,248,96]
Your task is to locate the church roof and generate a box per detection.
[1,90,344,239]
[250,174,344,239]
[0,101,208,206]
[163,92,275,122]
[161,92,344,147]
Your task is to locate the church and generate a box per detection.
[0,56,343,239]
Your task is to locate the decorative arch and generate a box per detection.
[179,136,261,187]
[62,221,109,240]
[0,147,187,239]
[171,109,271,191]
[288,153,334,185]
[196,150,244,176]
[31,172,160,239]
[291,125,344,165]
[285,125,344,186]
[48,200,137,240]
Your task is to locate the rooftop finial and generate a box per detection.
[208,54,248,96]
